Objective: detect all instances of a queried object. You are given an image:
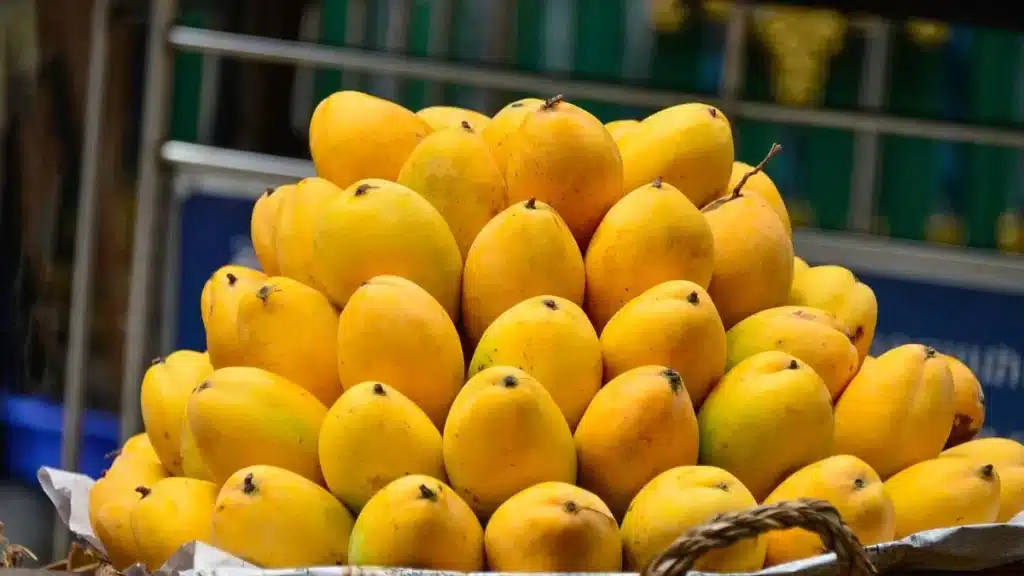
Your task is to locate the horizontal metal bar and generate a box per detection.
[168,26,1024,150]
[162,140,314,180]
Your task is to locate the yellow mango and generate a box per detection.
[726,305,860,400]
[604,119,640,146]
[485,482,621,572]
[397,121,508,258]
[600,280,726,406]
[115,433,163,466]
[201,265,266,368]
[941,438,1024,522]
[505,95,623,248]
[941,354,986,448]
[716,160,791,236]
[621,465,765,572]
[482,97,544,177]
[349,474,483,570]
[443,366,576,518]
[273,177,343,290]
[884,457,1000,538]
[620,103,733,208]
[186,366,327,485]
[416,105,491,132]
[762,455,894,566]
[211,465,355,568]
[131,477,217,571]
[309,90,432,189]
[140,350,214,476]
[179,419,214,482]
[574,366,699,519]
[793,256,810,280]
[834,344,955,478]
[310,178,462,319]
[468,295,601,429]
[94,488,144,569]
[698,351,834,501]
[789,265,878,362]
[336,275,463,429]
[319,381,445,512]
[584,179,715,331]
[250,185,285,276]
[462,198,584,344]
[90,447,169,533]
[235,276,342,406]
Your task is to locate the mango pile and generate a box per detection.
[89,92,1017,574]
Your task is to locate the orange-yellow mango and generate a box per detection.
[250,185,285,275]
[273,177,343,290]
[942,437,1024,522]
[716,160,791,236]
[416,105,491,132]
[789,265,878,362]
[201,265,266,368]
[941,354,986,448]
[130,477,217,571]
[482,97,544,176]
[884,457,1000,538]
[140,350,213,475]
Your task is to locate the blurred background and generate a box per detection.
[2,0,1024,563]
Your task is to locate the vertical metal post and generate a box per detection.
[849,18,890,232]
[121,0,177,442]
[719,2,748,116]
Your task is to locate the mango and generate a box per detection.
[600,280,726,406]
[834,344,955,479]
[416,105,491,132]
[309,90,432,189]
[201,265,266,368]
[93,487,144,569]
[235,276,342,406]
[179,419,214,482]
[468,295,601,429]
[397,120,508,258]
[443,366,576,518]
[505,95,623,247]
[726,306,859,400]
[717,160,791,236]
[584,179,715,331]
[140,350,213,476]
[130,477,217,571]
[793,256,809,280]
[462,198,584,344]
[484,482,621,572]
[250,185,285,275]
[211,465,355,568]
[273,177,343,291]
[789,265,878,362]
[619,103,733,208]
[702,185,793,328]
[942,438,1024,521]
[698,351,834,501]
[482,97,544,177]
[884,457,1000,538]
[621,466,765,572]
[941,354,986,448]
[310,178,462,319]
[186,366,327,485]
[336,275,463,429]
[762,455,894,566]
[574,366,699,519]
[319,381,445,512]
[604,119,640,146]
[115,432,163,466]
[90,449,169,532]
[349,475,484,570]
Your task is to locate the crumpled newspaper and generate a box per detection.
[39,466,1024,576]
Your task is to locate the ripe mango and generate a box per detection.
[600,280,726,406]
[942,438,1024,522]
[462,198,584,344]
[834,344,955,478]
[309,90,432,189]
[762,455,894,566]
[884,457,1000,538]
[336,275,464,429]
[349,475,484,570]
[93,487,144,569]
[319,381,445,512]
[698,351,834,501]
[416,105,491,132]
[482,97,544,176]
[235,276,342,406]
[484,482,622,572]
[604,119,640,146]
[505,95,623,247]
[726,306,859,400]
[397,120,508,258]
[717,160,791,236]
[443,366,576,518]
[789,265,878,362]
[130,477,217,571]
[941,354,986,448]
[90,446,169,532]
[273,177,343,291]
[619,103,733,208]
[201,265,266,368]
[584,179,715,331]
[250,186,285,275]
[117,432,160,462]
[179,419,214,481]
[310,178,462,319]
[574,366,699,519]
[468,295,601,429]
[211,465,355,568]
[140,350,213,475]
[186,367,327,485]
[793,256,809,280]
[702,189,794,328]
[621,465,765,572]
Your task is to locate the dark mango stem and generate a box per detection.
[731,143,782,198]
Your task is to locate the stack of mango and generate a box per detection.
[88,92,1016,574]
